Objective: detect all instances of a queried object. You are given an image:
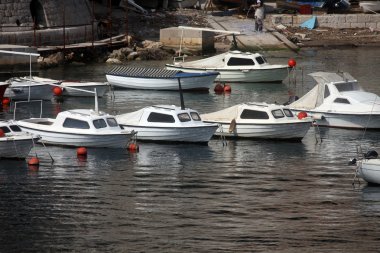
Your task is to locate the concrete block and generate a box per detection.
[366,22,377,29]
[346,14,358,23]
[316,15,329,25]
[351,23,366,28]
[357,14,372,23]
[160,27,215,53]
[335,22,351,29]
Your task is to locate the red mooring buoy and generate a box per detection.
[28,157,40,166]
[53,86,63,96]
[2,97,10,106]
[128,143,139,152]
[288,58,297,68]
[77,147,87,156]
[297,111,308,120]
[214,83,224,93]
[224,84,231,93]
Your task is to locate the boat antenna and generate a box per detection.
[177,77,185,110]
[94,88,99,113]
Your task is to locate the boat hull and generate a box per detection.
[207,121,311,140]
[359,159,380,184]
[61,82,109,97]
[5,84,55,100]
[120,124,218,143]
[17,126,133,148]
[294,110,380,129]
[0,136,38,159]
[106,73,217,90]
[165,65,290,83]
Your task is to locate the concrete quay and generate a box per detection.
[203,12,380,51]
[206,13,293,51]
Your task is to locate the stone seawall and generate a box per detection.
[0,25,95,47]
[271,14,380,30]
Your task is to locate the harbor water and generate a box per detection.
[1,47,380,252]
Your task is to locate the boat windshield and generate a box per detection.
[283,109,294,117]
[0,126,11,133]
[107,118,119,127]
[334,81,360,92]
[271,109,285,119]
[93,119,107,129]
[178,113,191,122]
[10,125,22,132]
[255,56,267,65]
[190,112,201,121]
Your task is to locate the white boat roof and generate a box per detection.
[201,102,290,122]
[308,72,357,84]
[290,71,380,112]
[116,105,198,125]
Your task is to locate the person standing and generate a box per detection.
[251,0,265,32]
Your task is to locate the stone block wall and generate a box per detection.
[0,0,94,46]
[271,14,380,30]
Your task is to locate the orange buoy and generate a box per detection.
[53,86,63,96]
[28,157,40,166]
[224,84,231,93]
[297,111,308,120]
[77,147,87,156]
[288,58,297,68]
[2,97,10,105]
[128,143,139,152]
[214,83,224,93]
[0,129,4,137]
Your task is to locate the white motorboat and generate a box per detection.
[166,50,291,83]
[60,81,110,97]
[201,102,312,140]
[0,120,39,159]
[289,72,380,129]
[17,109,136,148]
[116,105,218,143]
[5,76,62,101]
[106,66,219,91]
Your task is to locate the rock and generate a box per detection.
[106,58,122,64]
[127,51,139,61]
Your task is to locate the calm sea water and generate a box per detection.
[1,47,380,252]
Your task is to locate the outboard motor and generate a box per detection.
[364,150,378,159]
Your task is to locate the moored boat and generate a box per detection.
[0,120,39,159]
[17,109,136,148]
[5,76,61,101]
[106,66,219,91]
[289,72,380,129]
[166,50,291,83]
[116,105,218,143]
[201,102,312,140]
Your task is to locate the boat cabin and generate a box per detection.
[222,51,269,68]
[201,102,303,123]
[0,121,23,136]
[117,105,204,126]
[24,109,123,132]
